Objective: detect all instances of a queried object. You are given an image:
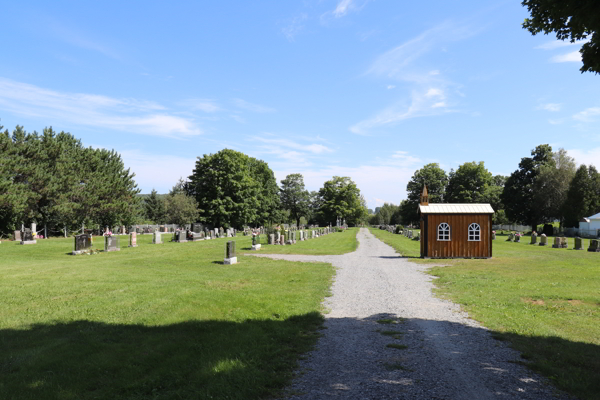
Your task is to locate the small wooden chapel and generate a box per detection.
[418,186,494,259]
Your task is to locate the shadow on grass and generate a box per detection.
[0,313,324,400]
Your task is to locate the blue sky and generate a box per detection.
[1,1,599,209]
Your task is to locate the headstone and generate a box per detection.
[252,234,261,250]
[129,232,138,247]
[539,234,547,246]
[552,237,567,249]
[507,233,514,242]
[280,234,285,245]
[73,234,92,254]
[286,231,293,245]
[588,239,600,252]
[20,228,36,245]
[514,234,521,243]
[268,234,275,245]
[220,227,224,238]
[275,231,281,244]
[530,232,537,244]
[224,241,237,264]
[574,237,584,250]
[153,230,162,244]
[104,235,120,252]
[176,230,187,243]
[14,230,21,241]
[214,228,219,238]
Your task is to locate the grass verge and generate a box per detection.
[369,227,600,400]
[252,228,359,255]
[0,233,335,400]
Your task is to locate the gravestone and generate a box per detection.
[252,234,261,250]
[292,231,297,244]
[588,239,600,252]
[14,230,21,241]
[552,237,567,249]
[20,228,36,245]
[514,234,521,243]
[129,232,138,247]
[280,233,285,245]
[73,234,92,255]
[224,241,237,264]
[104,236,120,252]
[491,231,496,240]
[175,230,187,243]
[214,228,219,238]
[275,231,281,244]
[530,232,537,244]
[220,227,224,238]
[153,230,162,244]
[574,237,584,250]
[539,234,547,246]
[268,233,275,245]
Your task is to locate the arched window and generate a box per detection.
[437,223,450,241]
[468,223,480,241]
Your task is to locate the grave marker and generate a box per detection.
[530,232,537,245]
[539,234,547,246]
[129,232,138,247]
[72,234,92,255]
[588,239,599,252]
[224,241,237,264]
[153,230,162,244]
[574,237,584,250]
[104,236,120,252]
[252,234,261,250]
[20,228,36,245]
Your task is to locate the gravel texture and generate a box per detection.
[250,228,573,400]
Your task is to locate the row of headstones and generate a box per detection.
[403,229,420,241]
[14,226,37,245]
[73,230,166,254]
[504,232,599,251]
[173,227,236,243]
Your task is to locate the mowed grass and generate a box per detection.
[250,228,359,255]
[0,233,336,400]
[369,228,600,400]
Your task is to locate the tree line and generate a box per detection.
[144,149,369,229]
[370,144,600,230]
[0,124,140,237]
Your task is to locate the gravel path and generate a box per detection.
[250,228,573,400]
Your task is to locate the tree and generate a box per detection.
[187,149,279,228]
[144,189,166,223]
[501,144,554,229]
[522,0,600,74]
[445,161,493,204]
[534,148,576,226]
[563,164,600,227]
[164,192,200,226]
[400,163,448,225]
[279,173,310,227]
[315,176,367,226]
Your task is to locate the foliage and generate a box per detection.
[164,192,200,226]
[0,234,334,399]
[144,189,166,224]
[279,173,310,227]
[187,149,279,228]
[522,0,600,74]
[563,164,600,227]
[0,125,140,236]
[446,161,493,203]
[400,163,448,225]
[533,148,576,225]
[501,144,554,229]
[315,176,368,226]
[371,202,399,225]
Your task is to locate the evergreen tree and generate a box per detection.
[144,189,166,223]
[563,165,600,227]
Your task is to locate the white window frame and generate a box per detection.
[437,222,451,241]
[468,223,481,242]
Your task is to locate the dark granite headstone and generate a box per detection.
[588,239,599,252]
[74,234,92,252]
[574,237,583,250]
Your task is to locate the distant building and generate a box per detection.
[418,186,494,258]
[579,212,600,237]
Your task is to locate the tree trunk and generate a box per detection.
[296,217,301,228]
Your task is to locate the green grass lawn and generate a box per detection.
[369,227,600,400]
[251,228,359,255]
[0,233,337,400]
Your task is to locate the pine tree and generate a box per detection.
[144,189,166,223]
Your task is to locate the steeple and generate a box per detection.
[420,185,429,206]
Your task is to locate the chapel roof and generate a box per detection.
[418,203,495,214]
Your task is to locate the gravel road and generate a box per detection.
[250,228,572,400]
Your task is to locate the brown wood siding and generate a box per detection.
[421,213,491,258]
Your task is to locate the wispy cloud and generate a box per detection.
[538,103,561,112]
[321,0,370,23]
[573,107,600,122]
[182,99,222,113]
[281,13,308,42]
[0,78,202,137]
[350,21,475,134]
[535,40,585,50]
[333,0,354,17]
[350,87,453,134]
[48,19,121,60]
[551,50,581,63]
[232,98,276,113]
[253,136,333,161]
[566,147,600,168]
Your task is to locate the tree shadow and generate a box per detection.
[0,314,324,400]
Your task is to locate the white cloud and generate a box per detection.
[253,136,333,157]
[350,87,451,134]
[573,107,600,122]
[321,0,370,23]
[232,98,276,113]
[333,0,354,17]
[566,147,600,168]
[183,99,221,113]
[387,85,396,90]
[551,50,581,63]
[0,78,202,137]
[538,103,561,112]
[536,40,579,50]
[281,13,308,42]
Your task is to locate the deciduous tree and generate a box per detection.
[279,173,310,227]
